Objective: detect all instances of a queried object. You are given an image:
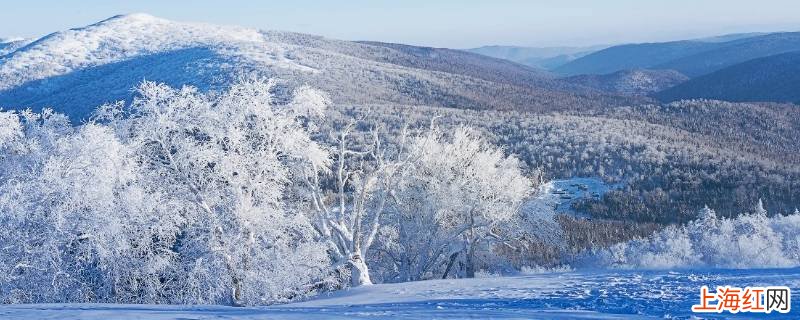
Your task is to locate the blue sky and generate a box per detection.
[2,0,799,48]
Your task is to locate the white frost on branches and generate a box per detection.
[0,79,331,305]
[585,202,800,269]
[0,78,556,304]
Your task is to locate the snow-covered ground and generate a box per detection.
[2,268,797,319]
[525,177,620,218]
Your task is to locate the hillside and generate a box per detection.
[554,32,799,77]
[655,51,800,103]
[355,41,560,87]
[0,14,630,121]
[553,40,715,76]
[0,38,30,56]
[655,32,800,77]
[342,100,800,223]
[1,14,798,225]
[565,69,688,95]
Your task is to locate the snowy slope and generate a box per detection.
[0,14,317,119]
[1,268,797,319]
[0,38,31,56]
[0,14,634,120]
[0,14,311,91]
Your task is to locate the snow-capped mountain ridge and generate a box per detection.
[0,14,634,120]
[0,37,31,56]
[0,37,25,43]
[0,13,312,92]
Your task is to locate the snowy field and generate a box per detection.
[2,268,797,319]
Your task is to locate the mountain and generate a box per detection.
[566,69,689,96]
[655,32,800,77]
[356,41,558,87]
[654,51,800,104]
[693,32,767,43]
[554,32,798,77]
[0,38,30,56]
[553,40,716,76]
[0,14,632,121]
[466,45,606,70]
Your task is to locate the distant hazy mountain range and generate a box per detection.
[655,51,800,104]
[465,45,607,70]
[466,32,800,103]
[554,32,800,77]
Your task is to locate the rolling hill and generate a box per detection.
[655,32,800,77]
[565,69,688,96]
[553,40,713,76]
[0,14,631,121]
[0,38,30,56]
[654,51,800,103]
[554,32,800,77]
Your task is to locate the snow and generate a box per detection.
[1,268,797,319]
[0,38,31,56]
[584,204,800,270]
[0,13,314,91]
[0,14,333,119]
[525,177,620,218]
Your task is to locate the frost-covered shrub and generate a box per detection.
[371,125,534,281]
[0,79,332,305]
[583,203,800,269]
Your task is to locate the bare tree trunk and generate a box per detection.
[465,211,478,278]
[465,243,476,278]
[349,254,373,286]
[441,251,459,279]
[231,276,243,306]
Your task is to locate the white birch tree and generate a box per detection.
[302,122,415,286]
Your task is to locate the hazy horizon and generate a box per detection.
[2,1,800,49]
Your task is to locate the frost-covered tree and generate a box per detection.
[117,79,331,305]
[0,78,336,306]
[0,110,152,303]
[385,126,532,279]
[303,122,413,286]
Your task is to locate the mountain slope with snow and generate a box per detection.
[0,14,633,120]
[566,69,688,95]
[0,38,31,56]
